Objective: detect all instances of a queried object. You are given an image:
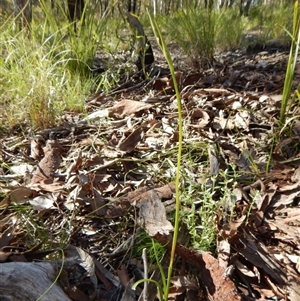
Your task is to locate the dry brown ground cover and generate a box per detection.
[1,39,300,301]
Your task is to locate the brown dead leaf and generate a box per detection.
[2,187,37,205]
[189,109,210,129]
[152,76,170,90]
[117,264,130,287]
[256,182,276,212]
[218,239,230,270]
[234,258,257,278]
[89,196,106,216]
[30,179,64,192]
[239,231,287,285]
[152,71,183,92]
[94,260,120,289]
[182,73,202,86]
[66,151,82,180]
[118,127,144,152]
[127,183,175,204]
[270,218,300,243]
[0,251,10,262]
[168,285,186,298]
[94,265,113,291]
[117,265,136,301]
[170,275,199,290]
[153,232,241,301]
[108,99,152,118]
[268,187,300,209]
[64,184,82,211]
[219,216,246,239]
[0,216,18,249]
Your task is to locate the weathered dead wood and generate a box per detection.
[0,261,72,301]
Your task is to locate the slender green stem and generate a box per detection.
[152,239,167,292]
[279,0,300,126]
[132,278,164,301]
[148,11,183,301]
[36,249,64,301]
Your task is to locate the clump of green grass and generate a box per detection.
[0,1,108,130]
[133,229,166,264]
[216,8,243,51]
[248,1,293,40]
[0,32,88,129]
[160,8,217,69]
[154,2,294,67]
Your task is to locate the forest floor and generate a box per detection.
[1,35,300,301]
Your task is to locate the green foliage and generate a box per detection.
[161,8,217,68]
[248,1,293,41]
[155,2,294,65]
[133,11,184,301]
[8,203,71,249]
[179,152,239,252]
[216,8,243,50]
[134,229,166,264]
[0,32,87,129]
[0,1,107,130]
[280,0,300,127]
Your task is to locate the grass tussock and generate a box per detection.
[0,0,107,130]
[160,8,217,68]
[155,2,293,67]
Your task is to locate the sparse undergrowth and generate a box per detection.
[1,1,300,301]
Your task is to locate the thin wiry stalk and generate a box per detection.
[280,0,300,126]
[148,11,183,301]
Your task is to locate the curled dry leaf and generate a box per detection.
[65,150,82,180]
[31,140,62,184]
[218,239,231,270]
[189,109,210,129]
[0,216,18,249]
[219,215,246,239]
[152,71,183,92]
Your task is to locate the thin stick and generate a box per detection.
[142,248,148,301]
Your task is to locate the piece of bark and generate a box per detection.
[31,140,62,184]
